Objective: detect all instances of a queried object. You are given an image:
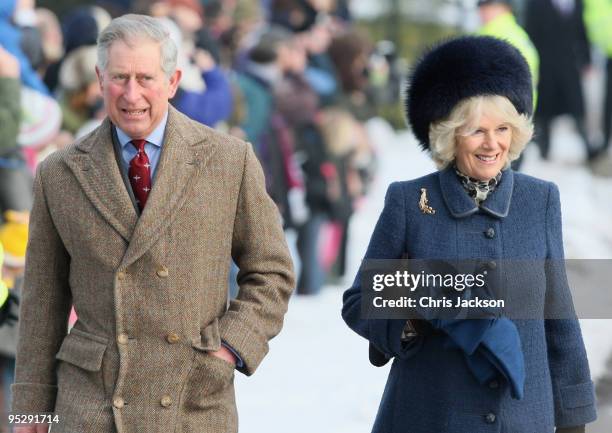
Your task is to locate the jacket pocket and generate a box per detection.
[54,328,109,418]
[55,328,108,372]
[560,381,595,409]
[184,318,235,411]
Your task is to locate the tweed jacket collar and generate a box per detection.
[65,105,213,268]
[439,165,514,219]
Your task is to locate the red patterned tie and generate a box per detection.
[128,139,151,212]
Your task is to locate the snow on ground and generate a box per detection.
[234,118,612,433]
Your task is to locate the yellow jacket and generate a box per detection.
[584,0,612,56]
[0,243,8,306]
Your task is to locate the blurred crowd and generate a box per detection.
[0,0,405,428]
[1,0,612,430]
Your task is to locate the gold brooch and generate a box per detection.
[419,188,435,214]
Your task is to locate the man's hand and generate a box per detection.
[209,345,237,366]
[14,424,50,433]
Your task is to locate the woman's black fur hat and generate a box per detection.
[405,36,533,151]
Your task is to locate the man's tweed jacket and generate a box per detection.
[11,106,295,433]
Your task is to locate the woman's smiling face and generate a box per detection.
[455,112,511,180]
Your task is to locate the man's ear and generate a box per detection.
[167,69,182,99]
[95,66,104,92]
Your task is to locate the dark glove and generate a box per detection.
[555,426,586,433]
[0,290,19,326]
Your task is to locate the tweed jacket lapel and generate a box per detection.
[439,165,514,219]
[120,106,213,268]
[65,117,138,242]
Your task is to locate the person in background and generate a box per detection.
[526,0,600,163]
[476,0,539,170]
[342,36,595,433]
[234,27,285,156]
[583,0,612,170]
[0,0,48,95]
[34,8,64,78]
[0,47,32,222]
[317,107,372,281]
[272,28,330,294]
[299,19,339,107]
[327,29,375,120]
[149,2,234,128]
[43,5,111,93]
[476,0,539,105]
[57,45,105,135]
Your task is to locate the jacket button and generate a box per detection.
[485,228,495,239]
[113,397,125,409]
[156,267,169,278]
[488,380,499,389]
[166,333,180,344]
[160,395,173,407]
[487,260,497,270]
[117,333,129,345]
[485,413,496,423]
[117,271,126,281]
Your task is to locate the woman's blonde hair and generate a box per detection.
[428,95,534,169]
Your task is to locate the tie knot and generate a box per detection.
[131,139,147,152]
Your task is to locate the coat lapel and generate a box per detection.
[439,166,479,218]
[120,106,214,269]
[64,118,138,241]
[439,165,514,219]
[479,168,514,218]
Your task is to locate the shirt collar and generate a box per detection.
[116,110,169,149]
[439,164,514,219]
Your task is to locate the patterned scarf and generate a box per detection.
[454,166,503,204]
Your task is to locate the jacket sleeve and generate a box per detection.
[11,161,72,414]
[219,142,295,376]
[544,183,597,427]
[341,182,421,359]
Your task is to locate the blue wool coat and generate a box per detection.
[342,166,597,432]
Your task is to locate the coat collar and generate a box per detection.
[439,165,514,219]
[65,106,215,267]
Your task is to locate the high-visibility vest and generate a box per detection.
[477,11,540,107]
[0,243,8,307]
[584,0,612,56]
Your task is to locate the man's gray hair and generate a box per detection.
[97,14,177,79]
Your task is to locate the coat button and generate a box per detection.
[117,271,126,281]
[160,395,173,407]
[485,412,496,423]
[487,260,497,270]
[166,333,180,344]
[485,228,496,239]
[156,267,169,278]
[488,380,499,389]
[113,397,125,409]
[117,333,129,345]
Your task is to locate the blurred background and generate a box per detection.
[0,0,611,431]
